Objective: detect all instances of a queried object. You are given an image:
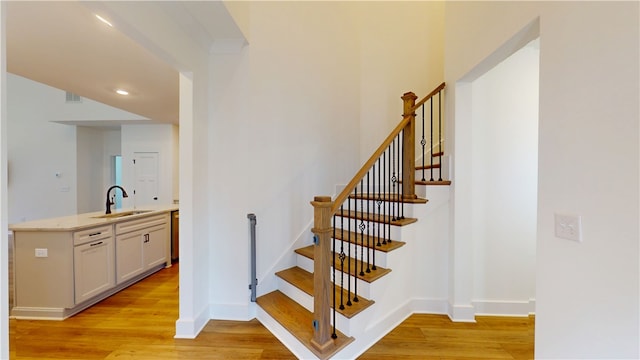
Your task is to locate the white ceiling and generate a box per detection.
[6,1,246,125]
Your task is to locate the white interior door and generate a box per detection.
[133,152,159,207]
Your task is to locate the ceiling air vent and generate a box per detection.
[65,91,82,103]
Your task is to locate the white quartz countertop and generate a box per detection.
[9,205,179,232]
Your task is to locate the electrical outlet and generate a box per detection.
[35,248,48,257]
[554,213,582,242]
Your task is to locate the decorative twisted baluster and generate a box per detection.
[339,206,346,311]
[359,179,365,277]
[366,171,371,274]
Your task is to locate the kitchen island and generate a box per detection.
[10,205,178,320]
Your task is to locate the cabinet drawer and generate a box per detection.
[73,226,113,245]
[115,214,169,235]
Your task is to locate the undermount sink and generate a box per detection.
[92,210,153,219]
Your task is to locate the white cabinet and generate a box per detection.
[115,214,169,285]
[115,230,145,284]
[73,229,115,304]
[11,210,173,320]
[144,224,168,269]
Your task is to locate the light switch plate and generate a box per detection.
[35,248,48,257]
[554,213,582,242]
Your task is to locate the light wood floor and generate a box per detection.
[9,263,534,359]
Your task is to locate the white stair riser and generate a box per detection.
[276,277,313,312]
[275,275,374,337]
[296,253,374,299]
[334,218,403,240]
[331,241,390,268]
[296,253,314,273]
[340,199,413,219]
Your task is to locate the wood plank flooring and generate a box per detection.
[9,263,534,359]
[358,314,535,360]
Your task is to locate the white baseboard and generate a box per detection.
[447,302,476,322]
[174,305,210,339]
[209,302,254,321]
[411,297,449,314]
[472,298,536,316]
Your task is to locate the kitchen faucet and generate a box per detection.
[105,185,129,214]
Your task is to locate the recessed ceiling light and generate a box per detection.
[95,15,113,27]
[116,89,129,96]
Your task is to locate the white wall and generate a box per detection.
[6,74,147,223]
[471,40,538,315]
[76,126,106,214]
[208,1,361,319]
[348,1,445,162]
[445,2,638,358]
[7,74,78,222]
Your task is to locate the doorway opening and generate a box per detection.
[450,17,540,322]
[470,38,540,315]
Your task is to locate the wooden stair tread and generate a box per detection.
[257,290,354,360]
[333,230,405,252]
[416,163,441,170]
[335,210,417,226]
[415,180,452,186]
[348,193,428,204]
[432,151,444,157]
[295,245,392,283]
[276,267,374,319]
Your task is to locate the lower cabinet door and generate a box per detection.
[116,231,145,284]
[144,224,168,269]
[74,238,115,304]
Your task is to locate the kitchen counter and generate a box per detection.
[9,204,178,232]
[10,205,178,320]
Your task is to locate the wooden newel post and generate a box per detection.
[402,92,417,199]
[310,195,334,352]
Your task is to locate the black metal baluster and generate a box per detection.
[339,205,345,310]
[438,90,443,181]
[385,146,390,245]
[421,104,426,182]
[392,135,400,239]
[346,192,352,307]
[391,138,397,221]
[331,215,337,339]
[366,171,371,273]
[388,145,393,244]
[353,180,362,304]
[430,97,435,182]
[359,179,365,277]
[399,131,404,220]
[374,159,379,270]
[398,129,404,219]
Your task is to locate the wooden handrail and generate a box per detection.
[330,82,446,215]
[411,82,445,113]
[330,115,411,214]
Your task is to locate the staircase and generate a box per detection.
[256,83,449,359]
